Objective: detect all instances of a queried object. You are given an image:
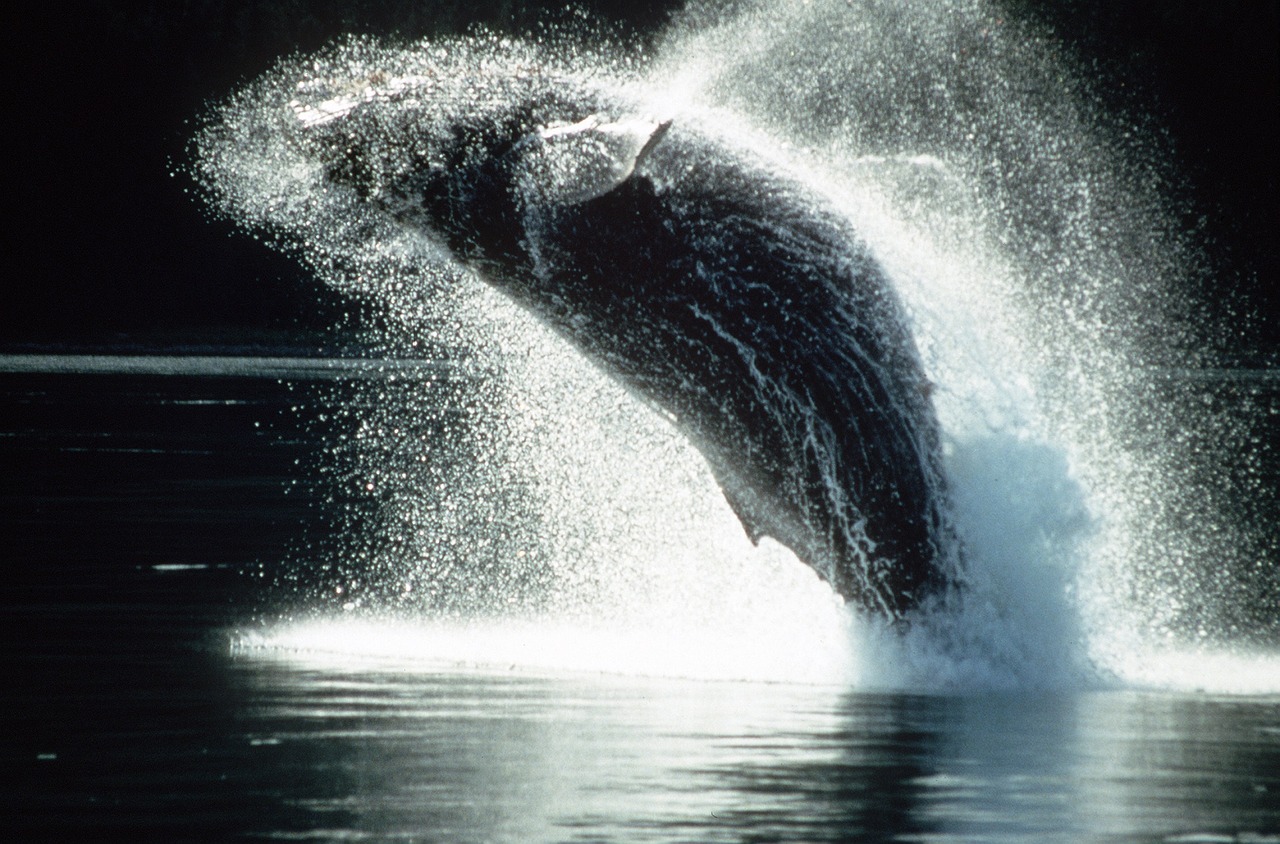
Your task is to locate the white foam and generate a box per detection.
[237,606,857,686]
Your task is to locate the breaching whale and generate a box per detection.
[281,65,956,619]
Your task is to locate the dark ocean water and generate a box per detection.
[3,360,1278,842]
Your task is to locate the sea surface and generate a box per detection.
[2,357,1278,842]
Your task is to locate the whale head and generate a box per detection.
[286,70,669,255]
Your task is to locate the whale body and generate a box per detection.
[284,67,955,619]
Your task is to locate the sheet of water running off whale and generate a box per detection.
[192,3,1280,693]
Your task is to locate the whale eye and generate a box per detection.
[518,114,672,205]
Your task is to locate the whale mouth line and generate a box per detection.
[289,71,415,128]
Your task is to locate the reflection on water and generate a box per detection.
[216,657,1280,842]
[231,659,854,841]
[12,633,1280,842]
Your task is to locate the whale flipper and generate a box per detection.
[721,485,767,546]
[524,115,672,205]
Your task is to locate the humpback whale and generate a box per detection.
[282,66,956,619]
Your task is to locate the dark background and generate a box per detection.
[3,1,1277,359]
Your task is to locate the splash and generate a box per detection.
[194,0,1279,692]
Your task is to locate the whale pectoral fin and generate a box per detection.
[721,486,767,546]
[630,118,672,169]
[528,115,672,205]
